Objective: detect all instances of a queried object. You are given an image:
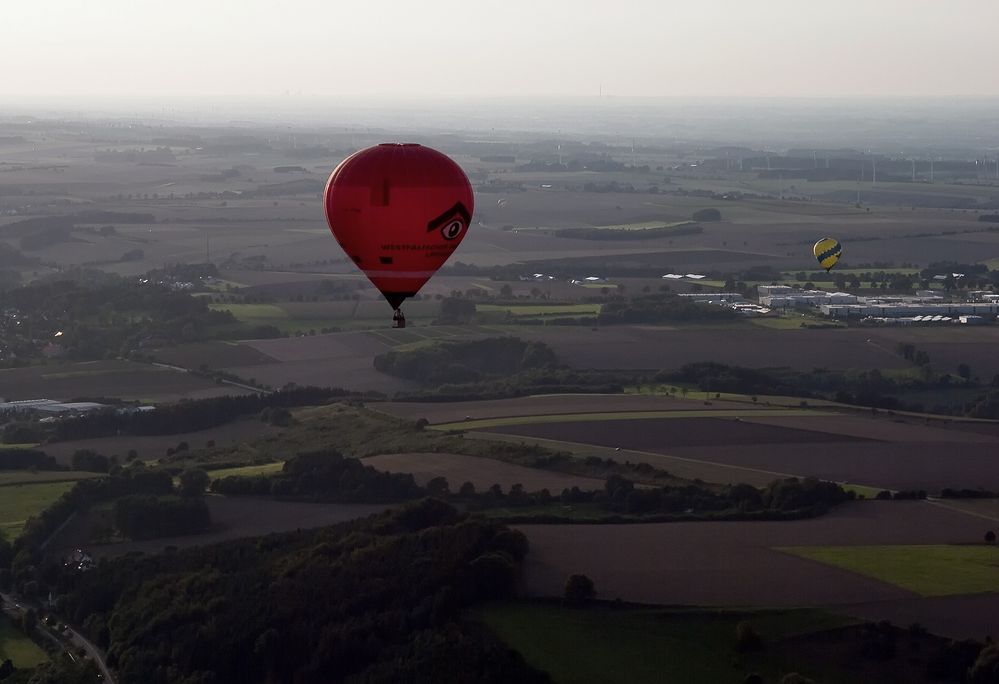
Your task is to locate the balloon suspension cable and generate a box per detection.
[392,308,406,329]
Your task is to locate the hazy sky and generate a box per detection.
[5,0,999,101]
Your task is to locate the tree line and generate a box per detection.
[45,386,352,441]
[53,500,547,684]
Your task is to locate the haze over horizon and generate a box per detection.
[5,0,999,101]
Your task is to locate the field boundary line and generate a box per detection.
[462,431,801,482]
[925,499,999,523]
[433,409,828,431]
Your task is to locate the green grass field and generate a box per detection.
[477,303,602,317]
[839,483,885,499]
[210,303,290,319]
[0,615,48,669]
[0,470,102,486]
[749,317,810,330]
[593,220,695,230]
[432,409,824,431]
[480,602,855,684]
[211,299,444,333]
[780,545,999,596]
[0,481,77,540]
[207,462,284,480]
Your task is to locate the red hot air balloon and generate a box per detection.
[324,143,474,327]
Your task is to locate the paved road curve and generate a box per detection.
[1,590,116,683]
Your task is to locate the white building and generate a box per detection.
[821,302,999,318]
[678,292,744,302]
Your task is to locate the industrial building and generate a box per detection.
[678,292,745,302]
[760,289,857,307]
[0,399,108,414]
[820,302,999,318]
[753,283,999,322]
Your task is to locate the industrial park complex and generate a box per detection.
[678,284,999,325]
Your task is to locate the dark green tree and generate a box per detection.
[970,643,999,683]
[735,621,762,652]
[563,574,595,605]
[179,468,210,498]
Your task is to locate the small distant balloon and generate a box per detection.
[813,237,842,272]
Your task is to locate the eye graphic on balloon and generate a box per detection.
[426,202,472,241]
[441,220,464,240]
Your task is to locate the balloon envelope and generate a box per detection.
[813,237,842,272]
[324,143,474,309]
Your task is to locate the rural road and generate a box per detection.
[0,590,116,683]
[150,360,269,394]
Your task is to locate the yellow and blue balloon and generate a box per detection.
[813,237,842,272]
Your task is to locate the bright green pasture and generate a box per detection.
[0,471,101,486]
[0,615,49,668]
[208,462,284,480]
[780,544,999,596]
[0,481,76,540]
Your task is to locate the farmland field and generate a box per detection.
[484,414,999,491]
[41,418,278,465]
[780,544,999,597]
[470,430,792,486]
[0,481,77,540]
[0,470,102,486]
[80,496,392,559]
[362,452,606,492]
[840,593,999,640]
[444,410,825,432]
[515,500,998,637]
[226,323,511,391]
[481,415,867,448]
[376,393,759,424]
[741,414,999,444]
[482,603,856,684]
[662,442,999,492]
[206,462,285,480]
[476,303,602,317]
[151,341,279,369]
[0,359,252,402]
[929,498,999,522]
[516,325,917,373]
[0,615,48,669]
